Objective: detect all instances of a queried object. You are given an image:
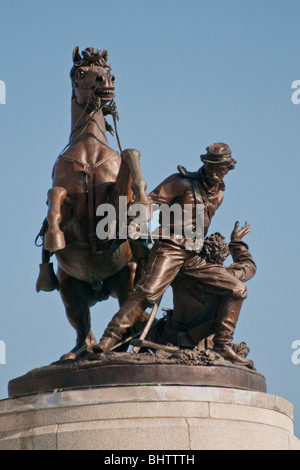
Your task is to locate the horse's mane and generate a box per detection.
[70,47,112,79]
[70,47,117,130]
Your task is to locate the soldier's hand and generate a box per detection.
[231,221,250,241]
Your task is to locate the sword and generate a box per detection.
[130,297,162,354]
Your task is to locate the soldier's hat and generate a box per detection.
[200,142,236,166]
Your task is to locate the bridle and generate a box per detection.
[54,88,123,254]
[58,85,123,157]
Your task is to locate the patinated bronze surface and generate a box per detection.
[36,47,149,361]
[145,224,256,350]
[28,46,261,396]
[95,145,256,367]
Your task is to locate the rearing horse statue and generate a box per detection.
[36,47,149,360]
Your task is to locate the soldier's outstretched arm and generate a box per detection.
[227,221,257,282]
[230,221,250,242]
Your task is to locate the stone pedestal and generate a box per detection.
[0,385,299,450]
[2,352,299,450]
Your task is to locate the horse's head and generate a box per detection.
[70,47,115,111]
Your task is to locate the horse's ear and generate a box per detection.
[102,49,108,63]
[72,46,81,63]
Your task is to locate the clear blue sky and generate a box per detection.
[0,0,300,439]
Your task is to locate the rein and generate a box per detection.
[58,99,123,156]
[112,109,122,153]
[54,97,123,254]
[58,102,100,157]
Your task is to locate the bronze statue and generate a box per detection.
[94,144,255,365]
[36,47,149,360]
[35,47,256,370]
[145,222,256,363]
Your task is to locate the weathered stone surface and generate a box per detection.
[0,386,299,450]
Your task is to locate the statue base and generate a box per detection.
[8,348,266,397]
[2,350,299,449]
[1,384,299,450]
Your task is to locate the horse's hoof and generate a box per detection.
[60,352,76,361]
[44,230,66,252]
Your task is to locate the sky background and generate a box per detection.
[0,0,299,440]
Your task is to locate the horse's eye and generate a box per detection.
[77,69,86,78]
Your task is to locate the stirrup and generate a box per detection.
[36,262,59,292]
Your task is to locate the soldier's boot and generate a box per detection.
[213,297,252,366]
[93,291,149,353]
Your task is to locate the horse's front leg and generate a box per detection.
[109,149,149,209]
[121,149,148,205]
[44,186,68,252]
